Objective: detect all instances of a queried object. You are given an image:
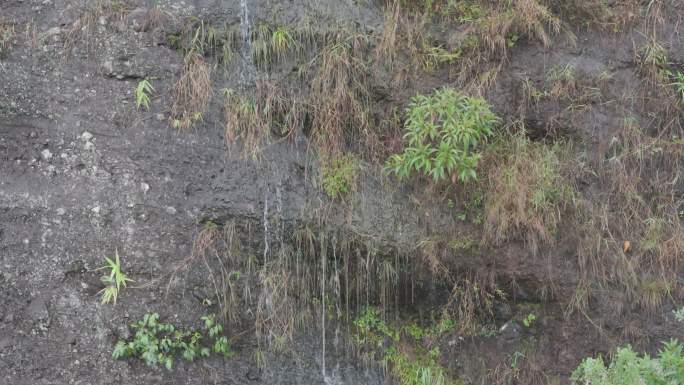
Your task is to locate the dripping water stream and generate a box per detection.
[239,0,257,87]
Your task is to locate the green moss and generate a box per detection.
[321,153,358,198]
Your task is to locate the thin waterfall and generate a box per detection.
[321,231,327,382]
[239,0,256,86]
[263,194,269,262]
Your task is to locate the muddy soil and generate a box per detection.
[2,0,684,384]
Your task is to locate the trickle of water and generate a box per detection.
[239,0,256,86]
[263,193,270,261]
[321,231,327,381]
[276,180,283,250]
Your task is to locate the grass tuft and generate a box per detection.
[98,249,133,305]
[0,19,14,59]
[171,52,212,129]
[483,127,575,253]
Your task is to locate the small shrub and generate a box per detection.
[321,153,358,198]
[387,88,499,183]
[98,249,133,304]
[113,313,233,370]
[571,339,684,385]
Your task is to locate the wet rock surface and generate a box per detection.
[2,0,684,384]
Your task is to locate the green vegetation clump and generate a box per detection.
[321,153,358,198]
[113,313,233,370]
[98,250,133,305]
[250,23,301,68]
[387,88,499,183]
[522,313,536,327]
[354,308,458,385]
[571,339,684,385]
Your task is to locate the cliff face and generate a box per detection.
[2,0,684,384]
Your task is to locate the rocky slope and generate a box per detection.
[2,0,684,384]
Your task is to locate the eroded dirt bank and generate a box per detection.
[2,0,684,384]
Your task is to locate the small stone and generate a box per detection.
[116,324,131,340]
[64,260,85,275]
[56,208,66,216]
[91,206,101,214]
[499,320,522,340]
[166,206,177,214]
[41,149,52,160]
[81,131,93,141]
[43,27,62,38]
[27,296,49,322]
[141,182,149,193]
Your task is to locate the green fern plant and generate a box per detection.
[387,88,499,183]
[135,79,154,111]
[98,249,133,304]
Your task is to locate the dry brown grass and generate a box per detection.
[569,115,684,316]
[223,81,306,158]
[375,2,402,70]
[64,0,131,55]
[140,6,171,32]
[482,128,575,253]
[479,0,561,53]
[255,259,304,351]
[552,0,642,32]
[0,19,14,59]
[170,52,212,129]
[489,349,550,385]
[308,32,371,153]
